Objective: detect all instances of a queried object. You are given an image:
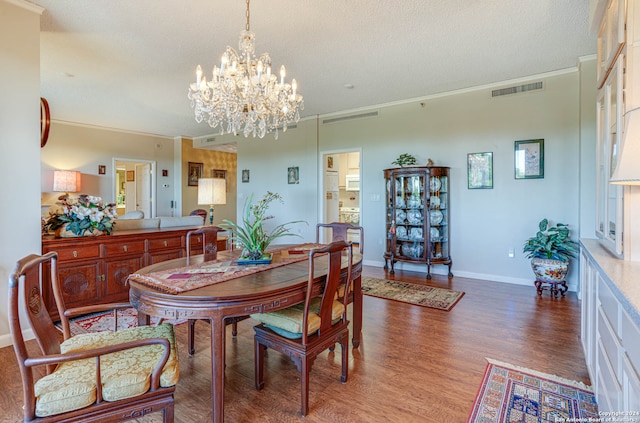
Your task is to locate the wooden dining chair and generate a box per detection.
[315,222,363,313]
[9,252,178,422]
[252,241,353,416]
[316,221,364,253]
[186,226,222,264]
[185,226,246,356]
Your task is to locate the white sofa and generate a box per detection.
[112,215,204,231]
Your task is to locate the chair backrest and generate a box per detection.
[302,241,353,344]
[315,222,364,254]
[9,252,62,377]
[186,226,222,263]
[190,209,208,220]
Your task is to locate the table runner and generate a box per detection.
[128,244,321,294]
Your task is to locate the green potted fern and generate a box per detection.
[220,192,304,263]
[522,218,579,285]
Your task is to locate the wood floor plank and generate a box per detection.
[0,266,589,423]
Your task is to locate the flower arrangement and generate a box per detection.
[43,194,118,236]
[220,192,305,260]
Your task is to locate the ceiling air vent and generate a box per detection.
[322,111,379,125]
[205,137,216,143]
[492,82,543,97]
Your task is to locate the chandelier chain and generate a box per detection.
[245,0,250,32]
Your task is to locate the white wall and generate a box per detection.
[0,0,43,347]
[221,64,596,292]
[40,122,176,217]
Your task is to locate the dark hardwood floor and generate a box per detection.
[0,265,590,423]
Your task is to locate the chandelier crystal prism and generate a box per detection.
[188,0,304,139]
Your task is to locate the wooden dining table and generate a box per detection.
[128,244,363,423]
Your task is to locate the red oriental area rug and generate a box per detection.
[467,359,599,423]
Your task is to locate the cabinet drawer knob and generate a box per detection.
[73,251,78,258]
[123,245,128,252]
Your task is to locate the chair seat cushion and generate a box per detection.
[251,298,344,339]
[34,323,178,417]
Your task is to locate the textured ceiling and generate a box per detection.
[33,0,596,140]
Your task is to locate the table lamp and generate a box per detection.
[197,177,226,224]
[53,170,81,195]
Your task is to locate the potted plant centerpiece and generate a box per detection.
[522,218,579,288]
[220,192,305,263]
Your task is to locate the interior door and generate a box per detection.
[135,163,151,218]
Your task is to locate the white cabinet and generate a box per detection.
[581,242,640,413]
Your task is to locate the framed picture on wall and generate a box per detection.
[126,170,135,182]
[467,152,493,189]
[514,139,544,179]
[242,169,250,183]
[188,162,203,186]
[288,166,299,184]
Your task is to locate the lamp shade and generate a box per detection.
[610,108,640,185]
[198,178,226,205]
[53,170,81,192]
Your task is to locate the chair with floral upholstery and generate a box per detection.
[8,251,179,422]
[252,241,353,416]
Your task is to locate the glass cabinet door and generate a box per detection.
[428,172,449,262]
[596,54,624,256]
[393,172,426,260]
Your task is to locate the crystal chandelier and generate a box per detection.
[188,0,304,139]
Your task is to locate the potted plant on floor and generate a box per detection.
[522,218,579,294]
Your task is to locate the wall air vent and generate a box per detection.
[492,82,543,97]
[322,111,379,125]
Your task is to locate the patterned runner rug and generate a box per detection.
[467,359,599,423]
[361,277,464,311]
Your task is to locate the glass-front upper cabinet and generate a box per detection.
[596,54,624,256]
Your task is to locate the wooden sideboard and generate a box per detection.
[42,227,227,320]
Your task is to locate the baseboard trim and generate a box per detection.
[363,260,577,292]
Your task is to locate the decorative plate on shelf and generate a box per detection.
[430,210,443,226]
[430,227,440,241]
[395,226,407,239]
[407,209,422,225]
[429,196,440,209]
[429,177,441,192]
[396,196,405,208]
[409,227,423,240]
[396,209,406,224]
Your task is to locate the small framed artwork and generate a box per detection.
[98,165,106,175]
[327,156,334,169]
[288,166,299,184]
[514,139,544,179]
[162,169,168,177]
[188,162,203,186]
[212,169,228,191]
[242,169,250,183]
[126,170,135,182]
[467,152,493,189]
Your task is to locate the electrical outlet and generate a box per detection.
[508,248,515,258]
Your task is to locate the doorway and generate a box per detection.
[113,159,156,218]
[319,150,361,243]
